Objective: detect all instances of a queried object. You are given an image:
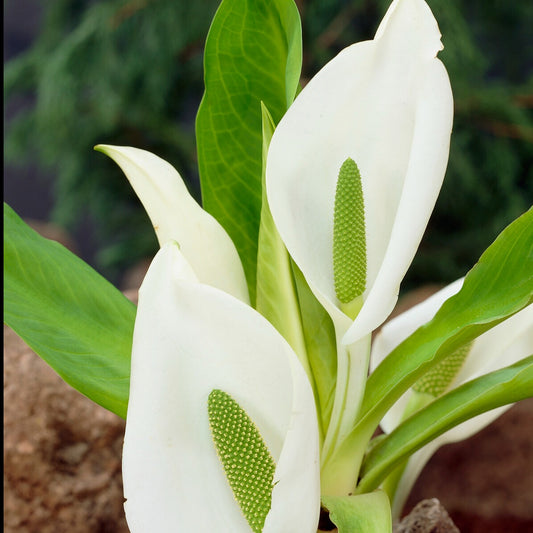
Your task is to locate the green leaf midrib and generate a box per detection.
[196,0,302,304]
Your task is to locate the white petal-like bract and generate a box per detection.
[96,145,249,303]
[266,0,453,344]
[123,243,320,532]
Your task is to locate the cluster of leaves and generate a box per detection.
[5,0,533,284]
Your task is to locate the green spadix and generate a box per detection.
[208,389,276,532]
[333,158,367,319]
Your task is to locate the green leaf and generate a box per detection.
[322,491,391,533]
[361,207,533,429]
[256,104,309,367]
[322,207,533,492]
[357,355,533,493]
[256,103,337,443]
[3,203,135,418]
[292,261,338,445]
[196,0,302,303]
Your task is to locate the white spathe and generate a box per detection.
[266,0,453,345]
[371,281,533,517]
[122,243,320,532]
[95,144,249,304]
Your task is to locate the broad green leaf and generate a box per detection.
[360,207,532,429]
[4,203,135,418]
[196,0,302,303]
[322,491,391,533]
[322,207,533,492]
[357,355,533,493]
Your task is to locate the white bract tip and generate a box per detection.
[266,0,453,343]
[96,144,249,304]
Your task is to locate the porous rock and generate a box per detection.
[394,498,459,533]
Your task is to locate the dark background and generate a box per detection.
[4,0,100,266]
[5,0,533,287]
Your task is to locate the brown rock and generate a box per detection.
[394,499,459,533]
[3,325,128,533]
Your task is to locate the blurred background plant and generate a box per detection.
[4,0,533,286]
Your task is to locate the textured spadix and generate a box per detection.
[95,145,249,303]
[208,389,276,533]
[371,282,533,517]
[122,243,320,532]
[333,158,366,310]
[266,0,453,345]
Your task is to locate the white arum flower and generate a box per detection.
[266,0,453,462]
[95,144,249,304]
[266,0,453,346]
[371,281,533,518]
[123,242,320,532]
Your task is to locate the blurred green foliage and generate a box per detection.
[5,0,533,287]
[5,0,220,278]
